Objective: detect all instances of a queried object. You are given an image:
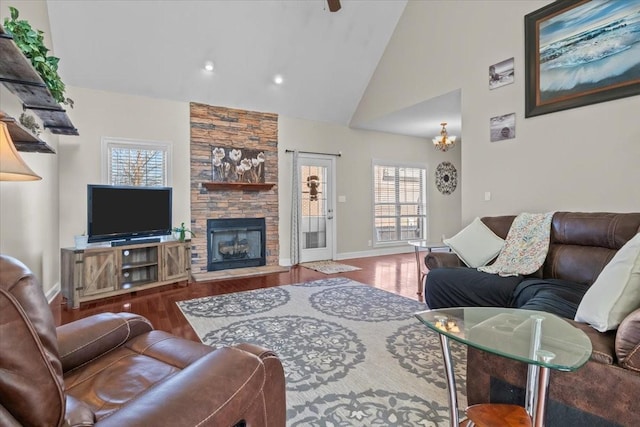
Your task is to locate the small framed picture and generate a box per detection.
[490,113,516,142]
[489,57,515,90]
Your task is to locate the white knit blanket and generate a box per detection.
[478,212,554,277]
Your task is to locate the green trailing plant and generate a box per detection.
[19,113,41,136]
[172,222,195,242]
[3,6,73,107]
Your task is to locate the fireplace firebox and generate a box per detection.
[207,218,266,271]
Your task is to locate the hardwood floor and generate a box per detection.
[53,252,425,343]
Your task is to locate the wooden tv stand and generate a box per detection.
[61,239,191,309]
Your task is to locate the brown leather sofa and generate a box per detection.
[0,254,286,427]
[425,212,640,426]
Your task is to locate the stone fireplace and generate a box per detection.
[207,218,266,271]
[189,103,279,274]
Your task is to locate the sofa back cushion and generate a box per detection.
[544,212,640,286]
[481,212,640,286]
[481,215,516,240]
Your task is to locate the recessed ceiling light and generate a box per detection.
[274,74,284,85]
[204,61,214,72]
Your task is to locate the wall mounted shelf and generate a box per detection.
[0,112,55,153]
[0,26,78,138]
[203,182,276,191]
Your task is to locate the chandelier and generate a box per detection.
[432,122,456,152]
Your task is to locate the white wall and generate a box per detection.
[14,1,609,289]
[353,0,640,223]
[0,0,464,297]
[54,86,461,269]
[58,86,191,248]
[278,116,461,263]
[0,0,60,296]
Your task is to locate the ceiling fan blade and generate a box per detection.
[327,0,341,12]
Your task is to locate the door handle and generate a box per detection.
[327,216,333,220]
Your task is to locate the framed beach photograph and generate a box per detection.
[490,113,516,142]
[525,0,640,117]
[489,57,515,89]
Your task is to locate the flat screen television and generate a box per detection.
[87,185,173,243]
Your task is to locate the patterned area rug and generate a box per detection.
[299,260,362,274]
[177,277,467,426]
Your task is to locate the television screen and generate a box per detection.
[87,185,172,243]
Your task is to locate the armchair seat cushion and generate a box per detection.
[64,331,197,420]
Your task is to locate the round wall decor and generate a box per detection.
[435,161,457,195]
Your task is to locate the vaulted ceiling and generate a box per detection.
[46,0,460,138]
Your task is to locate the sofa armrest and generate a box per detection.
[57,312,153,372]
[616,307,640,371]
[235,343,287,425]
[425,251,464,270]
[93,345,286,427]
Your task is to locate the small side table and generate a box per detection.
[415,307,592,427]
[407,240,449,299]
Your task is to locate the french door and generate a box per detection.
[297,155,335,263]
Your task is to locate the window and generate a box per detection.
[373,162,427,244]
[102,137,171,186]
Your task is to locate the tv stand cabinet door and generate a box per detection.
[162,241,190,282]
[81,249,118,297]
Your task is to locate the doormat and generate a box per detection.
[300,260,362,274]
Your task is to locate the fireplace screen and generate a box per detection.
[207,218,266,271]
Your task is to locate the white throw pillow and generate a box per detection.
[575,233,640,332]
[443,217,505,268]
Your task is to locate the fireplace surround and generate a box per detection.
[207,218,266,271]
[190,103,279,274]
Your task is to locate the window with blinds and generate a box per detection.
[103,138,171,187]
[373,163,427,244]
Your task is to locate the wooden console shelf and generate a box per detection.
[61,239,191,309]
[203,182,276,191]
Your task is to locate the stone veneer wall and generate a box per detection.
[189,103,279,274]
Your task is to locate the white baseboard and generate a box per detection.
[280,246,414,266]
[46,282,61,304]
[335,246,413,260]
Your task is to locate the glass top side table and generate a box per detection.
[415,307,592,427]
[407,240,449,300]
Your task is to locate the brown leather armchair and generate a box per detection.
[0,255,286,427]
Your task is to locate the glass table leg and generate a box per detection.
[532,351,555,427]
[438,333,460,427]
[414,247,423,297]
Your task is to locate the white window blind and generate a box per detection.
[102,138,171,187]
[373,163,427,244]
